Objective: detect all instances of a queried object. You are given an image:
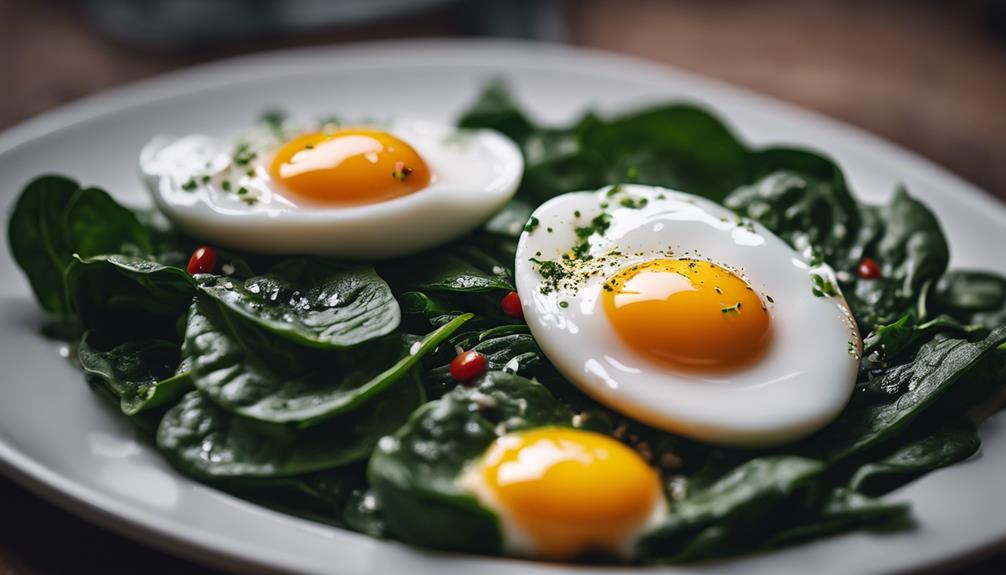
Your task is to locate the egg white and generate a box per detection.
[139,120,522,259]
[514,185,861,447]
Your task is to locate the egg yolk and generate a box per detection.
[269,129,431,205]
[602,258,772,370]
[477,427,661,559]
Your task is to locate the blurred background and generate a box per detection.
[1,0,1005,573]
[2,0,1005,201]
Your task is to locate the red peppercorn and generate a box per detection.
[187,246,218,275]
[857,257,882,279]
[500,291,523,319]
[450,350,487,382]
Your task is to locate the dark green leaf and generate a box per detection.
[184,296,469,425]
[7,175,81,316]
[849,419,980,496]
[456,79,535,144]
[64,186,151,257]
[424,324,544,397]
[816,326,1006,462]
[934,271,1006,330]
[383,245,513,293]
[862,313,984,372]
[766,488,909,548]
[78,330,192,415]
[157,373,423,480]
[197,258,400,349]
[580,104,753,202]
[68,254,195,333]
[636,456,824,562]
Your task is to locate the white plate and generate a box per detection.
[1,40,1004,575]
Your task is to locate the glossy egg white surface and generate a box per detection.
[139,120,522,259]
[514,185,861,447]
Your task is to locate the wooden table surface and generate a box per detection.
[1,0,1004,573]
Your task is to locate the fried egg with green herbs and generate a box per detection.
[140,119,522,259]
[514,185,861,447]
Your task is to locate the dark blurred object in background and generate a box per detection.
[76,0,566,47]
[3,0,1001,200]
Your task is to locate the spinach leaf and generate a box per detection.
[157,372,423,480]
[580,104,753,203]
[636,456,824,562]
[7,176,156,320]
[424,324,545,397]
[7,175,81,316]
[369,371,571,553]
[861,313,985,372]
[815,327,1006,462]
[765,488,908,548]
[68,254,195,333]
[845,189,949,328]
[197,258,400,349]
[64,185,151,257]
[184,296,469,425]
[935,271,1006,330]
[725,160,859,267]
[456,80,536,144]
[225,464,371,528]
[382,242,513,293]
[849,419,980,496]
[79,330,192,415]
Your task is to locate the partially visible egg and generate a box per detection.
[459,426,665,559]
[514,185,860,447]
[139,120,522,259]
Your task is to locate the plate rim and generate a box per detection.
[1,37,1004,575]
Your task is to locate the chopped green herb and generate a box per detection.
[571,241,591,261]
[558,301,569,308]
[391,161,414,182]
[233,142,257,166]
[524,216,540,232]
[221,180,232,192]
[574,210,581,218]
[766,295,775,303]
[181,179,198,191]
[811,273,838,297]
[619,196,649,209]
[260,109,287,137]
[529,258,565,294]
[721,302,743,314]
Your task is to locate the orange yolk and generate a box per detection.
[268,129,431,205]
[478,427,661,559]
[602,258,772,371]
